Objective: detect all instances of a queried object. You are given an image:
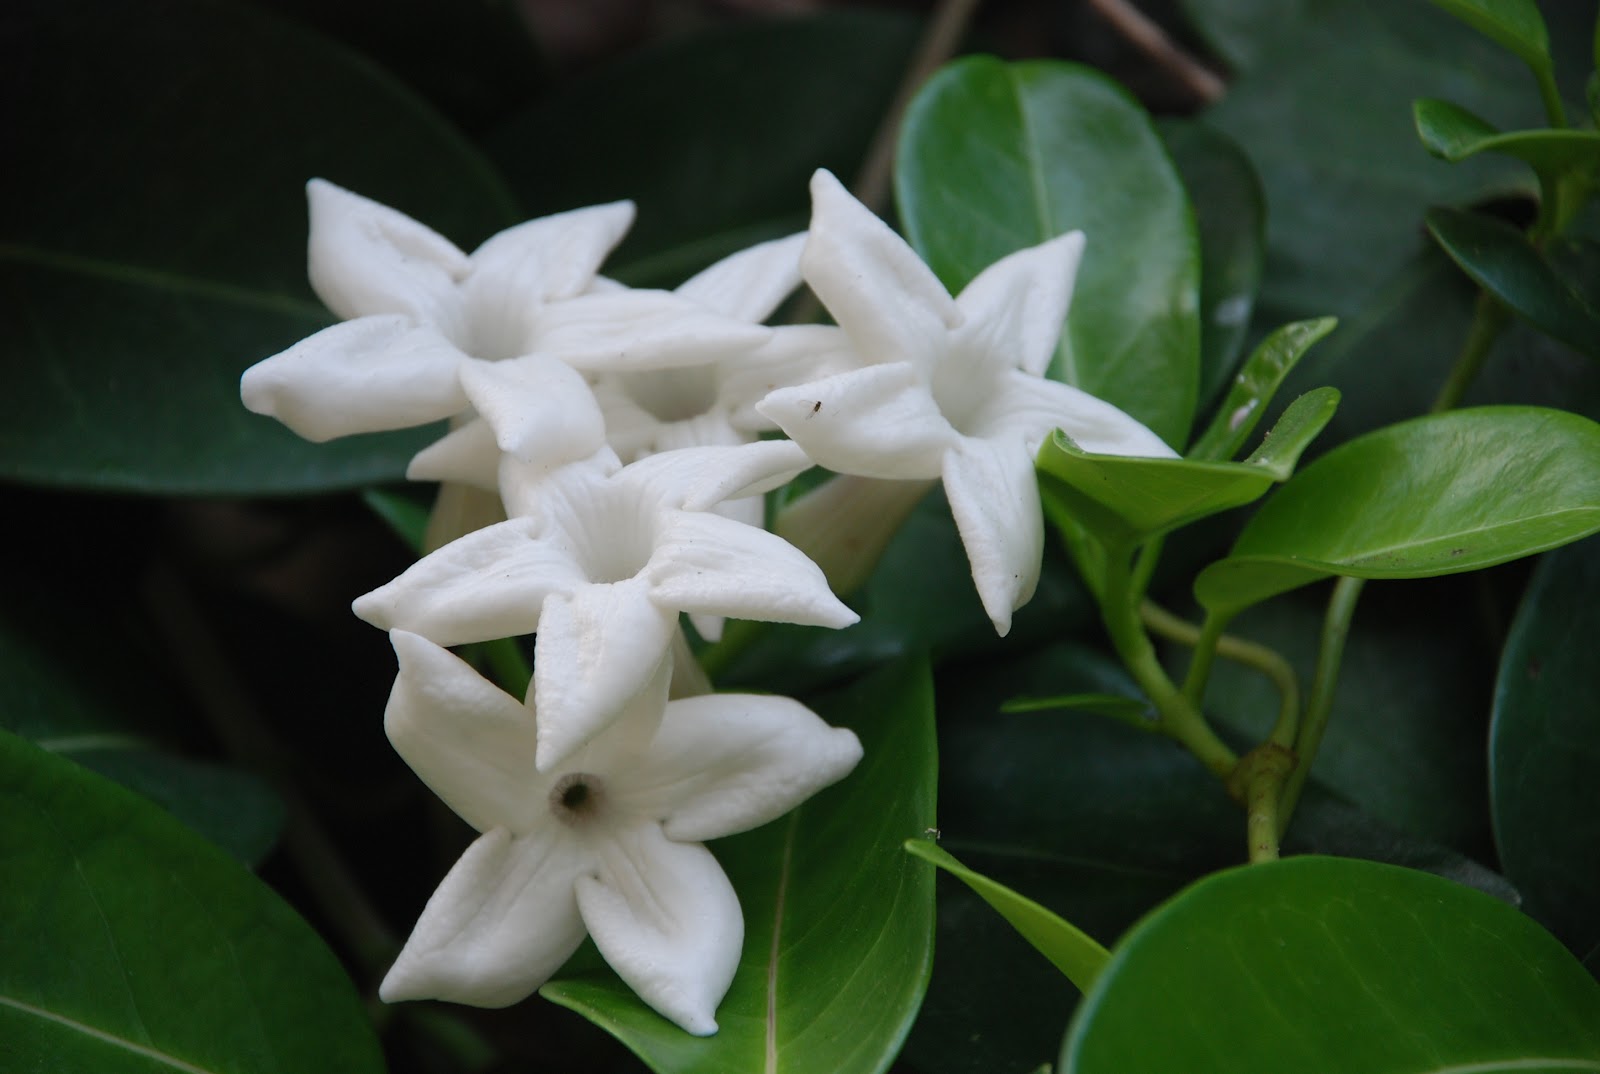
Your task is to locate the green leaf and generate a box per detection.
[1187,318,1338,461]
[0,0,518,494]
[1414,97,1600,173]
[541,658,937,1074]
[1038,388,1339,547]
[1429,0,1553,78]
[1428,207,1600,358]
[1000,693,1153,725]
[896,57,1200,448]
[0,729,384,1072]
[1160,120,1268,409]
[1062,856,1600,1073]
[904,840,1110,993]
[486,11,921,287]
[1492,538,1600,958]
[1195,406,1600,618]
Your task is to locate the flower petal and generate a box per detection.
[953,231,1084,379]
[406,417,500,491]
[647,511,858,629]
[721,324,859,430]
[240,316,468,441]
[381,827,588,1008]
[537,291,772,372]
[942,435,1045,637]
[758,362,957,480]
[533,577,678,770]
[675,232,806,321]
[306,180,469,330]
[969,370,1177,458]
[620,693,863,842]
[352,517,586,645]
[621,439,812,513]
[467,201,635,304]
[577,823,743,1036]
[384,631,546,832]
[801,169,960,370]
[459,355,607,466]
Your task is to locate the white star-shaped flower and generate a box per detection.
[758,170,1176,635]
[239,181,768,458]
[353,439,858,768]
[378,631,862,1036]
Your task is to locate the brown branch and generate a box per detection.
[1083,0,1227,106]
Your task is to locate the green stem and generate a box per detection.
[1277,575,1365,833]
[1146,602,1300,749]
[1430,292,1510,413]
[1534,63,1567,130]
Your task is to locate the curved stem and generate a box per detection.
[1533,65,1567,130]
[1277,575,1365,833]
[1430,292,1510,413]
[1145,602,1300,748]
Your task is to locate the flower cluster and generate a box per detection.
[240,170,1172,1034]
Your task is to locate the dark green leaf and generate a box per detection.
[896,57,1200,448]
[1160,120,1267,410]
[0,730,384,1072]
[1195,407,1600,618]
[1492,538,1600,956]
[1414,97,1600,173]
[485,11,921,287]
[1428,207,1600,358]
[542,658,937,1074]
[1039,388,1338,547]
[0,0,518,494]
[1429,0,1553,77]
[1062,857,1600,1073]
[1187,318,1338,461]
[905,839,1110,993]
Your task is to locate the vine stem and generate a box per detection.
[1430,292,1510,413]
[1143,601,1301,749]
[1083,0,1228,105]
[1276,575,1363,833]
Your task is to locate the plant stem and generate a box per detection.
[1083,0,1228,105]
[1276,575,1364,833]
[1430,292,1509,413]
[1241,745,1296,863]
[1145,602,1300,748]
[1533,65,1567,130]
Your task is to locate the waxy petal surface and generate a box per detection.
[460,355,607,466]
[953,231,1084,379]
[759,362,958,479]
[970,371,1176,457]
[675,232,806,321]
[538,291,771,372]
[942,436,1045,636]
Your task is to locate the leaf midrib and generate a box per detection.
[1242,506,1600,567]
[0,994,220,1074]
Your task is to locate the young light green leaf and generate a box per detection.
[1427,208,1600,358]
[1414,98,1600,172]
[1187,318,1338,461]
[896,56,1200,447]
[1194,407,1600,619]
[1491,538,1600,960]
[904,839,1110,993]
[0,730,384,1072]
[1038,388,1339,547]
[1429,0,1553,75]
[1062,856,1600,1073]
[541,658,937,1074]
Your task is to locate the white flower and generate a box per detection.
[239,181,769,455]
[758,170,1176,635]
[353,439,858,768]
[378,631,862,1036]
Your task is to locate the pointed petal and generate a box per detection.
[467,201,635,303]
[621,693,862,842]
[942,436,1046,636]
[621,439,812,512]
[648,511,858,628]
[757,362,956,479]
[385,631,546,832]
[675,233,806,321]
[406,418,501,491]
[459,356,607,466]
[721,325,859,430]
[577,824,742,1036]
[970,371,1177,458]
[381,828,588,1007]
[592,378,664,461]
[353,517,585,645]
[954,231,1084,379]
[801,169,959,370]
[306,180,469,330]
[499,446,620,520]
[240,316,468,441]
[532,577,677,770]
[537,291,772,372]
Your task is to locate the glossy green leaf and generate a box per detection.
[1414,97,1600,173]
[486,11,920,287]
[1195,407,1600,618]
[541,658,937,1074]
[0,730,384,1072]
[904,840,1110,993]
[1428,207,1600,358]
[1429,0,1553,77]
[1062,856,1600,1073]
[0,0,518,494]
[1160,120,1267,409]
[1188,318,1338,460]
[896,56,1200,448]
[1039,388,1338,547]
[1492,538,1600,958]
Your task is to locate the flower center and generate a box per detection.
[620,366,719,423]
[548,772,607,826]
